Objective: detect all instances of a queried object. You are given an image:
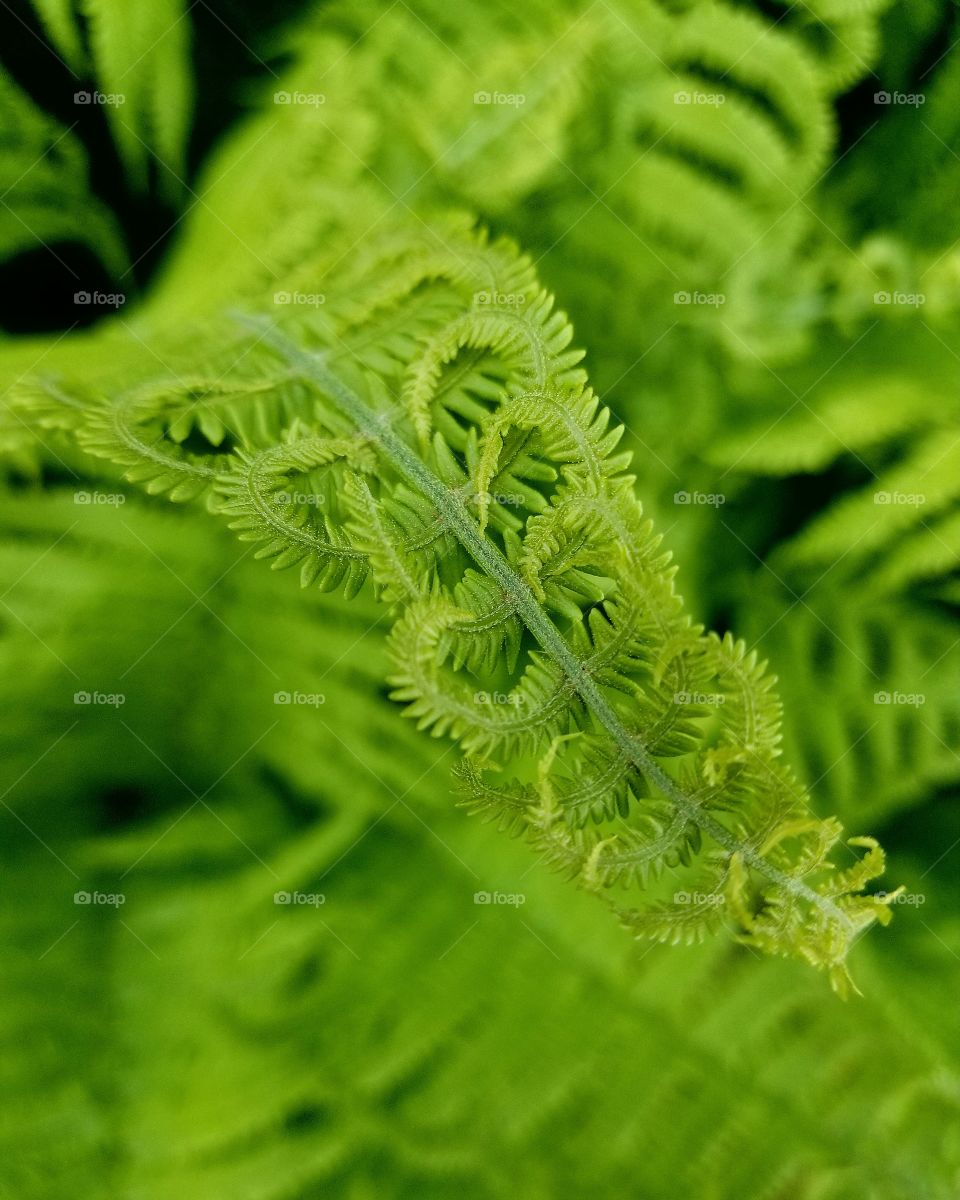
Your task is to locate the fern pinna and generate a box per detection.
[17,219,897,992]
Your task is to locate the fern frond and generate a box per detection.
[710,313,960,823]
[0,70,126,273]
[733,582,960,828]
[11,218,897,990]
[28,0,194,194]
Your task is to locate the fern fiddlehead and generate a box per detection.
[14,221,897,991]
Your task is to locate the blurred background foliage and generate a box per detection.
[0,1,959,1196]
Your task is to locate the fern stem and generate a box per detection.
[238,315,850,929]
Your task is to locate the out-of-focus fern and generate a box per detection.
[0,485,953,1199]
[0,557,955,1200]
[706,227,960,826]
[124,0,894,375]
[732,587,960,826]
[0,487,421,821]
[26,0,194,193]
[0,0,194,280]
[3,814,957,1200]
[0,71,125,273]
[249,0,845,363]
[767,0,895,90]
[829,3,960,248]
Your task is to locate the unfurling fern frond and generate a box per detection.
[12,219,896,992]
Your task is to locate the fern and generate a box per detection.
[709,306,960,824]
[274,0,839,297]
[8,217,897,992]
[6,3,960,1196]
[3,753,955,1199]
[120,0,891,381]
[0,490,951,1200]
[0,71,125,273]
[26,0,194,194]
[0,0,194,280]
[0,488,952,1196]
